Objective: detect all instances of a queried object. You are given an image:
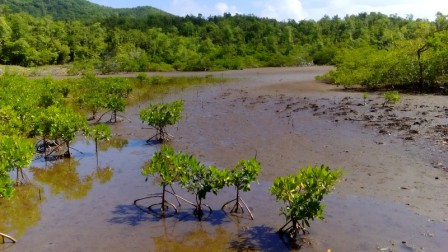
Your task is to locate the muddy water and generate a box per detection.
[2,67,448,251]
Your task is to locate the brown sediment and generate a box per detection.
[3,66,448,251]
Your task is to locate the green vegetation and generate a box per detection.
[383,91,401,106]
[0,0,446,90]
[178,159,226,218]
[0,0,170,21]
[322,13,448,92]
[222,158,261,216]
[0,135,34,197]
[139,145,262,219]
[270,165,343,239]
[0,72,215,198]
[362,93,368,105]
[85,124,111,153]
[75,75,132,122]
[139,100,184,143]
[140,145,184,217]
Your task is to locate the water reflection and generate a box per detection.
[229,226,294,252]
[92,166,113,184]
[98,137,129,152]
[0,184,46,238]
[152,220,231,251]
[30,158,115,200]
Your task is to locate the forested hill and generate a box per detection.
[0,0,447,91]
[0,0,170,20]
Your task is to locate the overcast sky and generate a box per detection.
[89,0,447,21]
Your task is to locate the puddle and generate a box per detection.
[1,138,447,251]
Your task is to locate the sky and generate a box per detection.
[89,0,447,21]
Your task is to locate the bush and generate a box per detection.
[383,91,401,106]
[139,100,184,143]
[270,165,343,239]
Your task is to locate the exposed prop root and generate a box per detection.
[221,196,254,220]
[145,129,174,144]
[193,204,213,220]
[134,185,194,218]
[0,232,16,244]
[35,138,71,160]
[278,220,309,240]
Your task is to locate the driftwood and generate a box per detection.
[0,232,16,243]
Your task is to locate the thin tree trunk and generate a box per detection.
[417,44,429,92]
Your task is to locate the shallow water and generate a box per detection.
[1,138,447,251]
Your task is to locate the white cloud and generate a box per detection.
[255,0,306,20]
[94,0,448,21]
[215,2,238,14]
[304,0,448,20]
[167,0,240,17]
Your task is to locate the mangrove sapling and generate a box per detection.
[0,135,34,188]
[363,93,368,106]
[179,156,226,219]
[103,78,132,123]
[137,145,184,217]
[270,165,343,240]
[221,158,261,219]
[34,106,87,159]
[0,172,13,199]
[85,124,112,154]
[383,91,400,107]
[139,100,184,143]
[136,73,149,87]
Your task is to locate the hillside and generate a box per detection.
[0,0,170,20]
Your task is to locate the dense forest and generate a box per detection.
[0,0,446,90]
[0,0,169,20]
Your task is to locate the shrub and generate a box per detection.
[270,165,343,239]
[383,91,400,106]
[139,100,184,143]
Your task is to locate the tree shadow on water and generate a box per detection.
[175,208,230,226]
[108,204,161,226]
[229,225,301,252]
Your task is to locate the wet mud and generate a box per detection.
[2,66,448,251]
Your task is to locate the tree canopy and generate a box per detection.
[0,1,446,90]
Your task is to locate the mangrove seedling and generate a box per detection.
[137,145,184,217]
[85,124,112,154]
[221,158,261,219]
[139,100,184,143]
[0,135,34,187]
[34,106,87,159]
[383,91,400,107]
[362,93,368,106]
[270,165,343,239]
[179,156,226,219]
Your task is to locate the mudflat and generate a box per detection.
[168,66,448,250]
[4,66,448,251]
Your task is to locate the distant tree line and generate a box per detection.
[0,1,447,90]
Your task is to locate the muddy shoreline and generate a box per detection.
[161,66,448,221]
[3,66,448,251]
[112,66,448,250]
